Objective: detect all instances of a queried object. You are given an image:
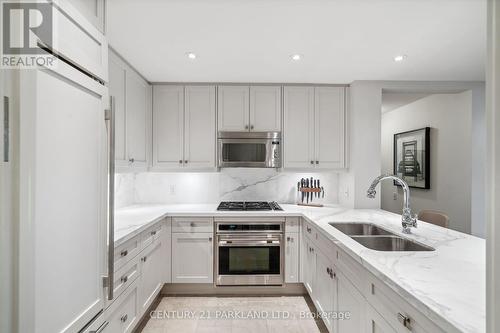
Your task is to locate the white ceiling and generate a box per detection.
[107,0,486,83]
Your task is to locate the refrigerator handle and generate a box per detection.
[104,96,115,300]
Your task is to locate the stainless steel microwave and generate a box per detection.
[217,131,281,168]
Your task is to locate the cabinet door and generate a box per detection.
[337,271,366,333]
[314,248,336,332]
[283,86,315,168]
[217,85,250,131]
[163,221,172,283]
[126,70,150,168]
[184,86,216,169]
[108,51,127,167]
[67,0,106,33]
[285,232,299,283]
[314,87,345,169]
[365,304,397,333]
[138,241,164,316]
[152,85,184,169]
[249,86,281,132]
[303,238,316,295]
[172,233,213,283]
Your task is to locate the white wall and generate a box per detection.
[116,169,339,206]
[381,92,473,234]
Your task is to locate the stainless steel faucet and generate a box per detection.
[367,174,417,234]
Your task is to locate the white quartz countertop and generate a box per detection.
[115,203,485,333]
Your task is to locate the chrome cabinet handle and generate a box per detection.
[120,250,128,257]
[245,125,249,130]
[129,158,135,163]
[310,160,314,165]
[316,161,319,164]
[120,314,128,323]
[397,313,411,329]
[90,321,109,333]
[250,125,254,130]
[104,96,116,301]
[151,230,157,236]
[141,256,147,262]
[287,236,292,242]
[306,226,311,233]
[184,160,188,164]
[190,222,195,227]
[121,275,128,283]
[179,160,183,164]
[326,267,331,274]
[208,237,212,242]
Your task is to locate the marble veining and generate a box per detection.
[114,204,485,333]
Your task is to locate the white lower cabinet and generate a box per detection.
[172,233,214,283]
[336,271,366,333]
[313,248,336,332]
[284,232,299,283]
[302,237,316,295]
[138,240,165,316]
[365,304,397,333]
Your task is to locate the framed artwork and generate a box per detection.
[393,127,430,189]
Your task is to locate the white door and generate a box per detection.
[283,86,315,168]
[172,233,213,283]
[336,271,366,333]
[126,70,150,168]
[138,241,164,316]
[217,85,250,131]
[184,86,216,169]
[303,239,316,295]
[18,61,107,333]
[249,86,282,132]
[285,232,299,283]
[365,304,398,333]
[314,87,345,169]
[314,249,336,332]
[108,51,127,168]
[153,85,184,169]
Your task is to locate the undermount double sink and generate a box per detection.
[329,223,435,252]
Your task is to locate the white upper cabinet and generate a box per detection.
[315,87,345,169]
[250,86,282,131]
[126,70,150,167]
[218,85,282,132]
[218,86,250,131]
[184,86,216,168]
[67,0,106,33]
[284,86,346,169]
[153,85,184,169]
[108,49,151,171]
[283,86,315,168]
[153,85,216,170]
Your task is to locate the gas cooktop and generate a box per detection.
[217,201,283,211]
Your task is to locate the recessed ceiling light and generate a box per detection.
[186,52,197,59]
[291,54,302,61]
[394,55,407,62]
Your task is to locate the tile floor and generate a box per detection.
[140,296,328,333]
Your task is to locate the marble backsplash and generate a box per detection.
[115,169,339,208]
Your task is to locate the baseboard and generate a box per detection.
[161,283,307,296]
[132,292,163,333]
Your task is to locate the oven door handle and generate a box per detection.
[218,240,281,246]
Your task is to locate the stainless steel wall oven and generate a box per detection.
[215,219,284,286]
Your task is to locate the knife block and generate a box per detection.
[296,188,324,207]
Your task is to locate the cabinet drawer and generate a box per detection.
[302,220,316,241]
[141,221,164,249]
[285,217,300,233]
[114,236,141,272]
[172,217,213,233]
[113,255,140,301]
[366,273,446,333]
[108,280,140,333]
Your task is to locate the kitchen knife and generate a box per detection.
[317,180,320,199]
[301,178,305,203]
[314,180,317,198]
[321,186,325,198]
[306,178,309,203]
